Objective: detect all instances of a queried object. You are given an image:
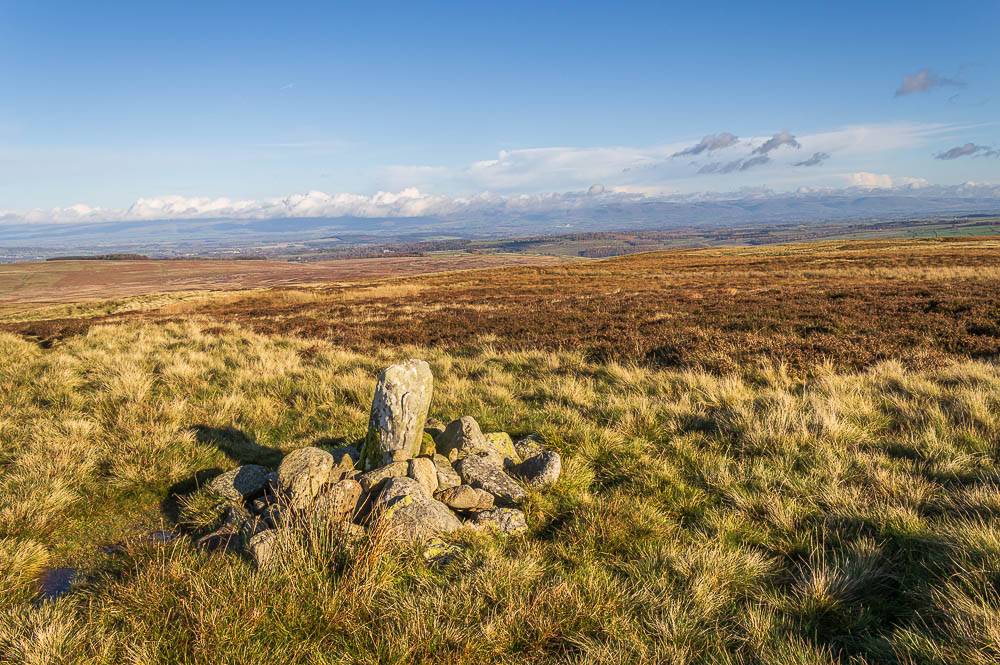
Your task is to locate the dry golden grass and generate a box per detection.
[2,320,1000,662]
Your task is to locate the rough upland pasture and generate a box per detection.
[2,237,1000,664]
[5,237,1000,372]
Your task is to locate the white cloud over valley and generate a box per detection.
[2,122,995,227]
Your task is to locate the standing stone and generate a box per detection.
[359,360,434,470]
[408,457,439,497]
[278,447,335,510]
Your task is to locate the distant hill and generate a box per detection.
[3,188,999,256]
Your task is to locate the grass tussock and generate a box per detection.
[2,321,1000,662]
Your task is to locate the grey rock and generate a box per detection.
[196,529,242,553]
[209,464,269,503]
[278,447,335,510]
[436,416,488,461]
[378,476,430,506]
[407,457,439,496]
[329,445,361,465]
[261,503,284,528]
[515,451,562,488]
[145,530,179,544]
[331,452,358,482]
[513,434,544,461]
[359,359,434,470]
[382,494,462,542]
[434,485,494,511]
[424,418,446,441]
[226,505,271,539]
[470,508,528,535]
[249,529,278,568]
[357,460,409,494]
[314,479,363,519]
[433,454,461,490]
[264,471,279,493]
[484,432,521,469]
[251,494,277,514]
[454,454,527,506]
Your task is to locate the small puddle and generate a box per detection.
[36,567,76,601]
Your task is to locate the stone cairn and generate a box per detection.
[202,359,561,566]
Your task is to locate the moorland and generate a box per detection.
[3,236,1000,664]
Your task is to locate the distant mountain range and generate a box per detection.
[2,185,999,255]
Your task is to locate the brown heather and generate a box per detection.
[5,237,1000,373]
[1,238,1000,663]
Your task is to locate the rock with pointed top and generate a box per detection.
[436,416,488,461]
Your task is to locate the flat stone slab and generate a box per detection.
[454,454,526,506]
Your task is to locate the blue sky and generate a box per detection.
[1,0,998,221]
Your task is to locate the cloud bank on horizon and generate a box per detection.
[6,179,1000,228]
[5,119,997,226]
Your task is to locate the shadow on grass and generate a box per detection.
[190,425,284,467]
[310,435,359,450]
[160,466,223,526]
[160,426,283,529]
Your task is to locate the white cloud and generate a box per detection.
[5,175,994,228]
[846,173,930,189]
[374,122,956,193]
[4,121,994,226]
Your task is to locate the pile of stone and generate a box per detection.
[202,359,560,566]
